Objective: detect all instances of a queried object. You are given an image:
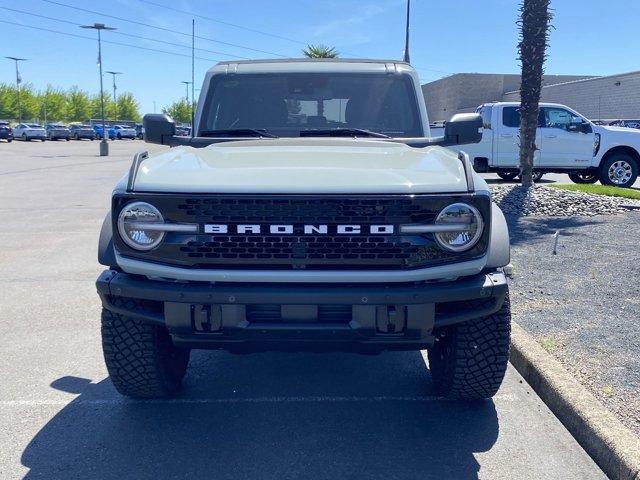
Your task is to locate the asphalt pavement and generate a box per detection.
[0,139,606,479]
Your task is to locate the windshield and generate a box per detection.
[200,73,423,138]
[28,124,42,128]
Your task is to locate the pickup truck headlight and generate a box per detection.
[433,203,484,252]
[117,201,165,250]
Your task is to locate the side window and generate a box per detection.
[541,107,573,130]
[479,107,492,129]
[502,107,520,128]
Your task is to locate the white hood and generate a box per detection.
[132,138,469,194]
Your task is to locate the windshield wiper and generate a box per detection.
[299,128,390,138]
[200,128,278,138]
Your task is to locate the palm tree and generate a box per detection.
[302,45,339,58]
[517,0,553,187]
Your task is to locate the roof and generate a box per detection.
[214,58,409,66]
[503,70,640,95]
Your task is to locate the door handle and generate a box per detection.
[545,134,557,138]
[500,134,513,138]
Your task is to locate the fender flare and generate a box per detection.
[486,203,510,269]
[98,211,117,268]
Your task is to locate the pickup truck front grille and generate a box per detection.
[113,194,491,270]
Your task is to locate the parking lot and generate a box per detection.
[0,140,607,479]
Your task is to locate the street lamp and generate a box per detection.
[80,23,116,156]
[181,81,192,103]
[105,71,122,121]
[5,57,27,123]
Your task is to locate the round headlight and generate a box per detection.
[117,202,165,250]
[434,203,484,252]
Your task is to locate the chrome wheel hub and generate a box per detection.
[608,160,632,185]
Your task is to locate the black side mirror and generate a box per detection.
[443,113,483,145]
[143,113,176,145]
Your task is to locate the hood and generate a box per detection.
[131,138,469,194]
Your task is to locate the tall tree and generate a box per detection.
[302,45,339,58]
[39,86,67,123]
[162,99,193,124]
[115,92,141,122]
[517,0,553,187]
[66,86,92,122]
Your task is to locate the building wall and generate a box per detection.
[502,71,640,120]
[422,73,593,122]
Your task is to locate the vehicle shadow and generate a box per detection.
[21,350,499,480]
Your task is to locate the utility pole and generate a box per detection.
[80,23,116,156]
[5,57,27,123]
[105,71,122,121]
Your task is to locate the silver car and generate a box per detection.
[13,123,46,141]
[113,125,137,139]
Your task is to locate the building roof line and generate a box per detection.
[503,70,640,95]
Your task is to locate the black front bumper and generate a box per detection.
[96,270,508,352]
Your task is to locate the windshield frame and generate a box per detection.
[198,72,425,138]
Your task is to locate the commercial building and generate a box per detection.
[501,71,640,122]
[421,73,591,122]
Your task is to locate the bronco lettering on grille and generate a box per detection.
[204,224,395,235]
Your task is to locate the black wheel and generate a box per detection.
[496,171,518,181]
[101,298,190,398]
[428,293,511,400]
[599,153,638,188]
[117,133,122,140]
[532,171,544,182]
[23,134,29,142]
[66,137,70,141]
[7,138,12,143]
[568,172,599,184]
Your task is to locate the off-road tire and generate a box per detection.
[496,171,518,181]
[568,172,599,184]
[101,298,190,398]
[428,293,511,400]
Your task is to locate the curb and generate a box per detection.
[509,322,640,480]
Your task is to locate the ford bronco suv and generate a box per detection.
[96,59,512,400]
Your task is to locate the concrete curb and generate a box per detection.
[509,322,640,480]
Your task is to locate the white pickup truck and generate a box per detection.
[458,102,640,188]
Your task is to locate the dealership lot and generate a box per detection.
[0,140,606,479]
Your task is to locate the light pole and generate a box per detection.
[80,23,116,156]
[5,57,27,123]
[105,71,122,121]
[181,81,192,103]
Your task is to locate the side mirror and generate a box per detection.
[443,113,483,145]
[143,113,176,145]
[568,117,592,134]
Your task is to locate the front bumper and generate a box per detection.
[96,269,508,352]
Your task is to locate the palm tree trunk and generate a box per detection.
[517,0,552,188]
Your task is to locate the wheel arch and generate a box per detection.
[486,203,510,269]
[600,145,640,166]
[98,211,117,268]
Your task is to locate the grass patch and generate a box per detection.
[539,337,555,352]
[548,183,640,200]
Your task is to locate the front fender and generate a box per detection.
[98,211,117,268]
[486,203,510,269]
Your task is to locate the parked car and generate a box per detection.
[93,124,116,140]
[13,123,46,141]
[459,102,640,188]
[113,125,137,139]
[45,124,71,141]
[135,123,144,139]
[175,126,191,137]
[0,121,13,142]
[609,119,640,130]
[69,124,97,140]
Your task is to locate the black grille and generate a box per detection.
[113,194,491,270]
[247,305,352,323]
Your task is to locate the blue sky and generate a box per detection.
[2,0,639,115]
